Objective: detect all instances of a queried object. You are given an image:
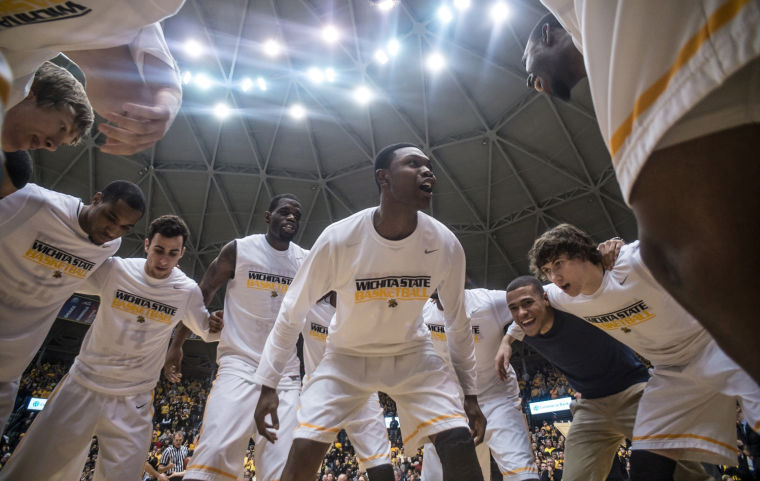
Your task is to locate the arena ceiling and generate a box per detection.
[32,0,638,307]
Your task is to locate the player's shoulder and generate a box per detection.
[320,208,373,241]
[609,241,641,275]
[287,241,309,261]
[417,211,460,247]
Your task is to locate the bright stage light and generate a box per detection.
[184,39,204,58]
[241,77,253,92]
[491,2,510,23]
[213,103,230,119]
[322,25,340,44]
[426,52,446,73]
[374,49,389,65]
[307,67,325,84]
[453,0,471,10]
[182,71,193,85]
[257,76,267,91]
[437,5,454,24]
[263,38,282,57]
[387,38,401,56]
[325,67,336,83]
[374,0,398,11]
[289,103,306,120]
[353,86,374,105]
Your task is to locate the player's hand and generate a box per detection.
[254,385,280,443]
[209,310,224,333]
[167,462,175,469]
[163,344,183,383]
[598,238,625,271]
[494,339,513,381]
[98,89,180,155]
[463,395,486,446]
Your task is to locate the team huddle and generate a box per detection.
[1,1,759,481]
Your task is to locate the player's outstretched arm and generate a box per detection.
[200,240,236,305]
[463,395,487,445]
[254,385,281,443]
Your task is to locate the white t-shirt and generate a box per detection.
[301,299,335,377]
[218,234,308,386]
[255,208,478,395]
[423,289,519,396]
[0,0,183,106]
[70,257,217,395]
[542,242,711,367]
[0,183,119,379]
[542,0,760,203]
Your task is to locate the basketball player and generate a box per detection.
[253,143,487,481]
[178,193,308,481]
[0,215,220,481]
[2,61,93,152]
[1,0,185,154]
[499,276,709,481]
[522,3,760,384]
[0,180,145,433]
[421,290,537,481]
[302,292,394,478]
[523,224,760,480]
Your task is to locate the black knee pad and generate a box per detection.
[432,427,484,481]
[366,464,394,481]
[630,450,676,481]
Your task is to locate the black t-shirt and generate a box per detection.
[520,309,649,399]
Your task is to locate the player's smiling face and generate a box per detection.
[266,198,302,242]
[144,233,185,279]
[540,254,587,297]
[507,285,552,337]
[385,147,435,209]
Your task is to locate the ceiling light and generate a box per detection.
[322,25,340,44]
[353,86,374,105]
[374,49,389,65]
[490,2,510,23]
[374,0,398,11]
[437,5,454,23]
[307,67,324,84]
[263,38,282,57]
[241,77,253,92]
[194,73,212,90]
[387,38,401,56]
[453,0,471,10]
[426,52,446,73]
[257,76,267,91]
[213,102,230,119]
[183,39,204,58]
[289,103,306,120]
[182,71,193,85]
[325,67,336,83]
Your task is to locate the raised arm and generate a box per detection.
[64,23,182,155]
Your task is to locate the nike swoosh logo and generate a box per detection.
[424,249,439,254]
[136,403,148,409]
[619,275,629,285]
[173,285,183,289]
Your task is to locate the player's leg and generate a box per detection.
[0,375,97,481]
[252,387,300,481]
[343,392,393,479]
[479,390,538,481]
[184,369,261,481]
[629,56,760,385]
[93,389,154,481]
[561,395,626,481]
[391,349,482,481]
[285,352,374,481]
[0,377,18,434]
[631,364,739,471]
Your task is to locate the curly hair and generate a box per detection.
[529,224,602,280]
[147,215,189,247]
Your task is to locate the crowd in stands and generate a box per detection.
[2,361,758,481]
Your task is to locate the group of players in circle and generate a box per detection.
[1,1,760,480]
[0,140,758,481]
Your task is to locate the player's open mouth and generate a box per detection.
[520,318,535,329]
[419,180,434,195]
[282,223,296,233]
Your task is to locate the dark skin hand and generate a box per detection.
[255,385,280,443]
[463,395,487,445]
[162,241,236,382]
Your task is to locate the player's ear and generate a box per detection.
[376,168,389,187]
[542,23,551,46]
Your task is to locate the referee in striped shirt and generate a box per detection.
[161,432,189,477]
